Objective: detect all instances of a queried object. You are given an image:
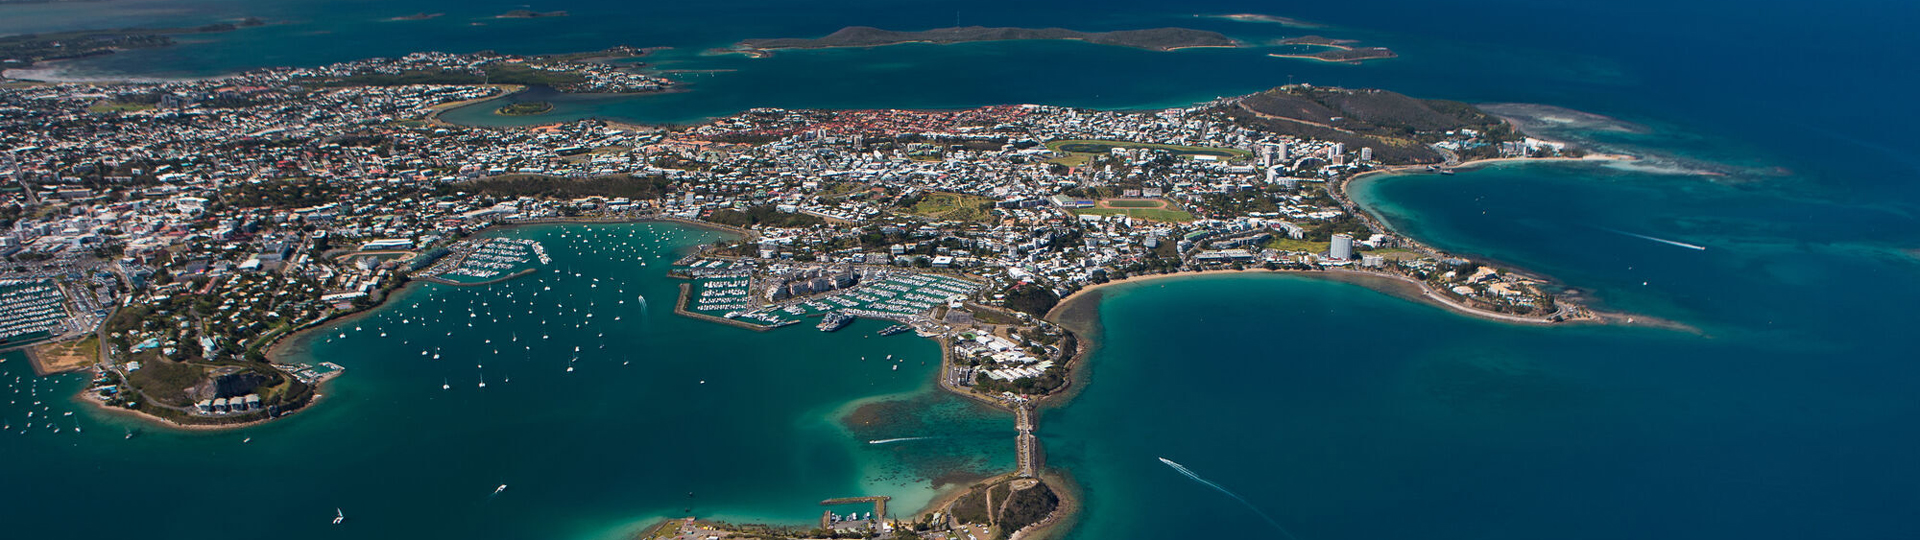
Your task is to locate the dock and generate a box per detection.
[819,496,889,527]
[1015,404,1039,478]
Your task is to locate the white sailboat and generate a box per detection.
[333,508,344,525]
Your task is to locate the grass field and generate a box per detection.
[907,192,996,222]
[1072,207,1196,223]
[87,101,156,113]
[1102,198,1166,208]
[1264,237,1330,253]
[31,336,98,373]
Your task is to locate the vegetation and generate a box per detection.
[495,101,554,116]
[1217,85,1509,164]
[87,101,158,113]
[949,485,993,525]
[903,192,996,222]
[218,178,348,209]
[1262,237,1330,253]
[975,364,1067,395]
[946,479,1061,539]
[706,205,824,228]
[1069,207,1195,223]
[1001,284,1059,317]
[0,21,256,68]
[997,481,1061,537]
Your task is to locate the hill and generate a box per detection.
[1212,85,1509,164]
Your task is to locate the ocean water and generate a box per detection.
[0,223,1012,539]
[5,0,1919,538]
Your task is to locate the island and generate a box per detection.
[0,19,263,71]
[2,48,1650,538]
[1270,35,1398,64]
[495,101,554,116]
[725,25,1239,57]
[385,12,444,22]
[495,9,569,19]
[289,49,669,94]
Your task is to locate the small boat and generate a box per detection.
[494,484,508,494]
[442,379,451,390]
[333,508,344,525]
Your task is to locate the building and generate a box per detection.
[1359,147,1373,161]
[1330,233,1354,261]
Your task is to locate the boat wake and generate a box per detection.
[1158,457,1302,540]
[1599,227,1707,251]
[868,436,935,445]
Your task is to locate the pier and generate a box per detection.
[819,496,888,527]
[1015,404,1040,478]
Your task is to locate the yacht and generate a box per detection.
[817,312,854,332]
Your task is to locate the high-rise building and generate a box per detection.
[1330,233,1354,261]
[1359,147,1373,161]
[1330,143,1345,159]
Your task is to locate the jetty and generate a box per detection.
[819,496,889,527]
[1015,404,1040,478]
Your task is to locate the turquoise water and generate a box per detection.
[0,223,1012,539]
[5,0,1920,538]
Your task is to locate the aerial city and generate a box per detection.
[2,2,1916,540]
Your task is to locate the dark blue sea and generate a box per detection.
[2,1,1917,538]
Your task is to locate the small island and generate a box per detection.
[1270,35,1398,64]
[386,12,444,22]
[727,25,1239,57]
[495,101,554,116]
[495,9,568,19]
[1203,13,1324,28]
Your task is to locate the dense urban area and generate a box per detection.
[1,49,1592,540]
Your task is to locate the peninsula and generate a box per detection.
[728,25,1239,57]
[0,48,1639,539]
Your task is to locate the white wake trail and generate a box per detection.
[1600,227,1707,251]
[868,437,935,445]
[1159,457,1303,540]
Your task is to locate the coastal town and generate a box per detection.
[2,49,1603,539]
